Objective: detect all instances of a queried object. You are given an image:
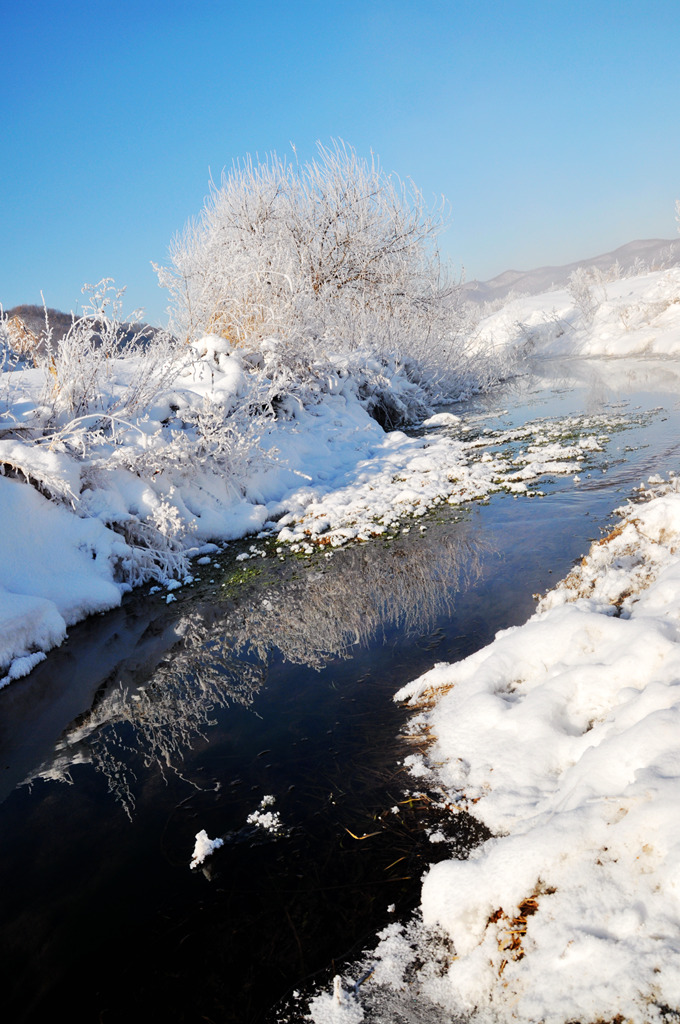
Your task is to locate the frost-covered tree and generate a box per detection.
[155,142,499,412]
[156,142,447,342]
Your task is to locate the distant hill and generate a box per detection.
[4,304,73,340]
[3,303,165,352]
[464,238,680,305]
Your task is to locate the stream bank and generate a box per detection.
[2,359,680,1023]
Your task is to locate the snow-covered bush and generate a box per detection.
[38,279,182,432]
[156,141,448,345]
[0,311,25,408]
[155,141,504,418]
[0,308,10,357]
[567,265,614,322]
[0,281,278,592]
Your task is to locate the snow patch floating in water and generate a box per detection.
[189,830,224,869]
[421,412,460,427]
[247,794,284,834]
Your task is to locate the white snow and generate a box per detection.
[0,304,623,681]
[477,265,680,360]
[308,976,365,1023]
[189,829,224,869]
[0,474,127,687]
[374,477,680,1023]
[247,795,284,834]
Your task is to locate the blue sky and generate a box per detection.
[3,0,680,325]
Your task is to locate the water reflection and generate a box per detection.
[456,357,680,425]
[529,355,680,403]
[18,521,484,815]
[4,361,680,1024]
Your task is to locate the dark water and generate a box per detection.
[1,360,680,1023]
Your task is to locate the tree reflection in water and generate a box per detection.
[20,520,484,816]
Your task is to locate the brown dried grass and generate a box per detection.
[486,885,556,977]
[7,316,41,365]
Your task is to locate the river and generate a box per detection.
[1,358,680,1023]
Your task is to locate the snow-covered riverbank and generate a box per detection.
[4,257,680,1023]
[2,262,680,688]
[400,478,680,1022]
[0,316,496,684]
[0,352,649,687]
[307,477,680,1024]
[478,263,680,360]
[300,263,680,1024]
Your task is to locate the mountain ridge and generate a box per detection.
[464,237,680,304]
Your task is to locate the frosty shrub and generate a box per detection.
[567,264,619,323]
[567,267,599,322]
[156,141,504,419]
[0,310,19,378]
[565,262,630,321]
[39,279,182,433]
[0,278,283,589]
[0,283,202,586]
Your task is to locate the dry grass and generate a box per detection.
[206,303,266,347]
[399,679,458,713]
[493,895,540,973]
[595,519,639,547]
[485,885,556,977]
[402,718,438,751]
[6,316,42,365]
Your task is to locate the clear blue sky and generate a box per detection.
[3,0,679,325]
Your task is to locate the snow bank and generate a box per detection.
[0,475,127,687]
[386,479,680,1023]
[477,266,680,359]
[0,320,619,682]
